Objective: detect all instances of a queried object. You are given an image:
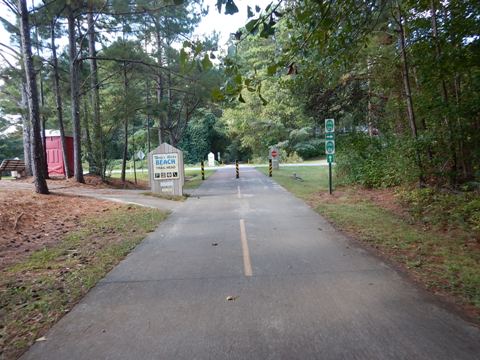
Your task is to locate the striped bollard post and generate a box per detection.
[236,160,239,179]
[201,161,205,180]
[269,159,272,177]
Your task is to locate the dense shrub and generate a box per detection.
[336,133,417,188]
[293,139,324,159]
[397,187,480,235]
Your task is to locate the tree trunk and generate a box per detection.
[51,20,70,178]
[121,64,129,183]
[83,95,94,168]
[87,7,104,177]
[167,68,173,144]
[32,3,49,179]
[430,0,457,185]
[155,27,164,145]
[67,7,84,183]
[21,83,32,176]
[18,0,49,194]
[397,7,425,186]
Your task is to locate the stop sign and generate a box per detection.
[271,150,278,157]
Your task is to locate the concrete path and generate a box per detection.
[22,167,480,359]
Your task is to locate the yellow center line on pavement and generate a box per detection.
[240,219,253,277]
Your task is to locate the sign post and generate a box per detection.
[325,119,335,195]
[148,143,185,196]
[269,146,280,170]
[208,152,215,167]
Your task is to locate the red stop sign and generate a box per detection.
[271,150,278,157]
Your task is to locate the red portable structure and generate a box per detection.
[45,130,74,177]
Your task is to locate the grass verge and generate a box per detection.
[258,166,480,319]
[142,192,188,201]
[0,205,168,359]
[184,169,215,190]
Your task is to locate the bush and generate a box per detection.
[397,187,480,235]
[284,151,303,163]
[293,139,324,159]
[336,133,417,188]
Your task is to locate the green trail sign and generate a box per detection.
[325,119,335,195]
[325,140,335,154]
[325,118,335,133]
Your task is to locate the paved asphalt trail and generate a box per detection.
[22,167,480,359]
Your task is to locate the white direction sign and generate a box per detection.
[136,150,145,160]
[152,153,179,180]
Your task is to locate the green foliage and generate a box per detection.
[0,129,23,162]
[336,134,417,188]
[397,188,480,235]
[178,110,227,164]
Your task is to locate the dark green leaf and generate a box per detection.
[247,6,254,18]
[259,93,268,106]
[211,88,224,101]
[225,0,239,15]
[216,0,223,13]
[267,64,278,76]
[260,21,275,38]
[194,42,203,56]
[201,54,213,71]
[179,48,188,69]
[173,0,184,5]
[234,74,242,85]
[245,19,258,33]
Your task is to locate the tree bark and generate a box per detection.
[155,27,164,145]
[87,7,104,177]
[32,2,49,179]
[67,6,84,183]
[397,7,425,186]
[20,83,32,176]
[430,0,457,185]
[51,20,70,178]
[121,63,129,183]
[18,0,49,194]
[83,95,94,168]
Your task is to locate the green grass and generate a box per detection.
[108,170,149,182]
[258,166,480,317]
[0,206,168,359]
[184,169,215,189]
[257,166,330,199]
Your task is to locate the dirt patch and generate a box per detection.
[308,186,410,219]
[0,190,121,270]
[17,174,148,190]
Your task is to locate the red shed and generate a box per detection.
[45,130,74,177]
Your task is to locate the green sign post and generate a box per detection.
[325,119,335,194]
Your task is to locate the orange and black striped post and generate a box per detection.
[201,161,205,180]
[236,160,239,179]
[269,159,272,177]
